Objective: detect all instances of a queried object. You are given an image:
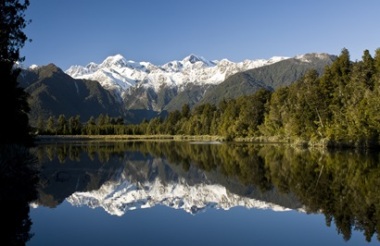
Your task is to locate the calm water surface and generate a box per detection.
[17,141,380,245]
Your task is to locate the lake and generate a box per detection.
[6,140,380,245]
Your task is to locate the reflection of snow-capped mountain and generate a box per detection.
[67,171,292,216]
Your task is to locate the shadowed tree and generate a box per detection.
[0,3,38,245]
[0,0,33,146]
[0,145,39,246]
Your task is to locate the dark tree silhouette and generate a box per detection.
[0,0,33,146]
[0,1,37,244]
[0,145,39,246]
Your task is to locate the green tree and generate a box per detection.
[84,116,97,135]
[164,110,181,134]
[36,116,45,134]
[328,48,352,140]
[361,49,375,89]
[374,48,380,79]
[181,103,190,119]
[198,103,216,135]
[68,115,82,135]
[260,87,289,137]
[0,0,33,146]
[97,114,106,126]
[46,116,56,135]
[147,117,162,135]
[57,114,68,135]
[218,99,239,139]
[235,89,272,136]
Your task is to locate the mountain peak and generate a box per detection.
[43,63,64,74]
[182,54,213,66]
[29,64,39,70]
[64,52,334,112]
[101,54,128,67]
[183,54,202,63]
[28,63,68,81]
[294,53,336,63]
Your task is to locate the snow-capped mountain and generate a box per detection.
[65,54,289,101]
[19,52,335,123]
[66,167,293,216]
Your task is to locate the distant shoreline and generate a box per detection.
[35,134,227,143]
[35,135,368,149]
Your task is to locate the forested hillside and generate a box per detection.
[19,64,123,125]
[135,48,380,148]
[36,48,380,148]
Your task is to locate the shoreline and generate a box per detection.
[34,135,379,150]
[35,134,227,143]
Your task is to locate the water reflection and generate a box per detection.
[0,145,39,246]
[33,141,380,242]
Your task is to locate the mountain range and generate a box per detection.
[65,54,289,106]
[19,53,336,125]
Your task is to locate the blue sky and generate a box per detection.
[21,0,380,70]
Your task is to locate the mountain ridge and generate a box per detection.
[199,53,336,106]
[20,52,336,124]
[65,54,290,102]
[66,53,335,112]
[19,64,123,125]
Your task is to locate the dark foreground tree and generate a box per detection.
[0,0,33,146]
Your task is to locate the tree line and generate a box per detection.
[260,48,380,148]
[37,114,136,135]
[136,48,380,148]
[37,48,380,148]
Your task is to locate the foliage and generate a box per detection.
[131,49,380,148]
[37,113,144,136]
[0,0,30,62]
[34,47,380,149]
[131,47,380,149]
[0,0,33,146]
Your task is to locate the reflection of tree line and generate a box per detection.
[137,141,380,243]
[0,145,39,246]
[36,141,380,242]
[34,142,133,164]
[34,142,131,208]
[262,146,380,242]
[42,141,268,189]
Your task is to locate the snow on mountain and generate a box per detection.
[65,54,290,99]
[28,64,39,70]
[295,53,332,63]
[66,171,292,216]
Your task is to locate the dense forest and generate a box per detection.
[37,48,380,148]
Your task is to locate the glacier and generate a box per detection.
[65,54,290,100]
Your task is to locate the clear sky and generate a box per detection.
[21,0,380,70]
